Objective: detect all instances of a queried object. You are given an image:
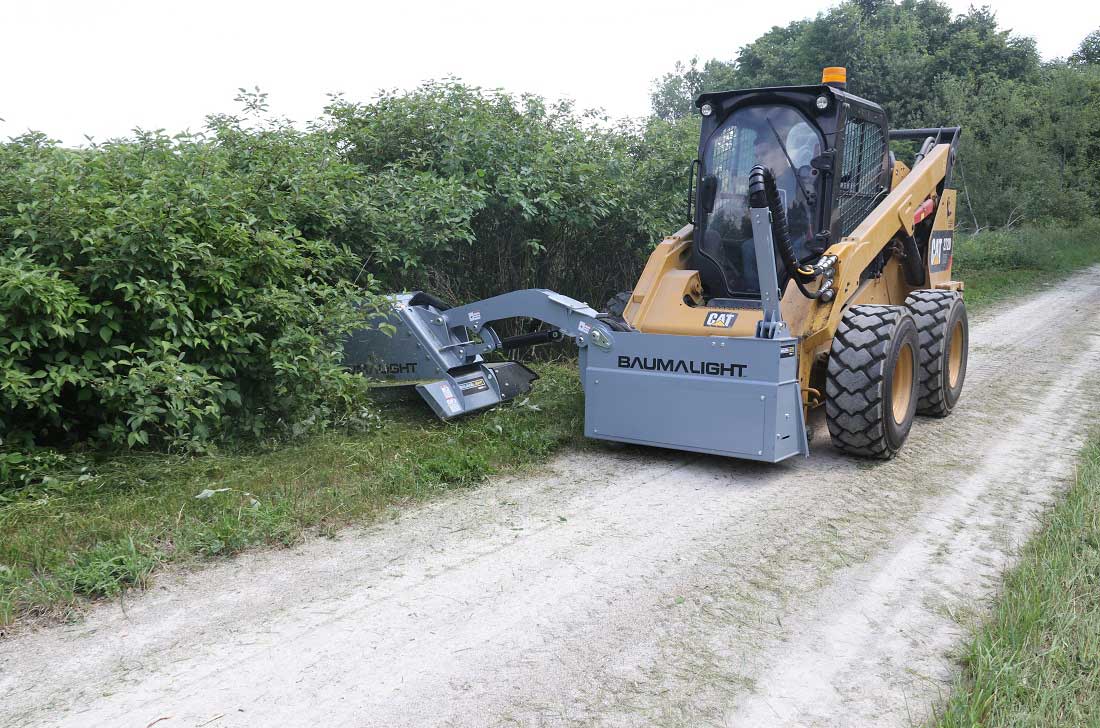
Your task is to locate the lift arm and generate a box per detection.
[802,142,954,351]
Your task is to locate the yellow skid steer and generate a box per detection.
[345,67,968,461]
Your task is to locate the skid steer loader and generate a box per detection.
[343,67,968,462]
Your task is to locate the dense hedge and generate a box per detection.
[324,82,695,305]
[0,113,380,453]
[0,87,693,457]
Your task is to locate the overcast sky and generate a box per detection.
[2,0,1097,145]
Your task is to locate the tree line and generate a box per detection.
[652,2,1100,230]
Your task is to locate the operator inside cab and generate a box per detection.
[696,105,823,298]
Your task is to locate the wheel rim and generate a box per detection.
[948,320,964,389]
[891,343,914,424]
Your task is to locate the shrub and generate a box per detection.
[325,81,695,307]
[0,117,378,452]
[0,83,697,461]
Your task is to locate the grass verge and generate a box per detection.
[953,221,1100,312]
[933,438,1100,726]
[0,363,585,627]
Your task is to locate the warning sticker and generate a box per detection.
[577,321,592,334]
[439,383,461,414]
[458,377,490,396]
[468,310,482,323]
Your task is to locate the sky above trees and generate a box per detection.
[2,0,1097,145]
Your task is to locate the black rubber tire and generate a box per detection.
[905,290,968,417]
[826,305,920,459]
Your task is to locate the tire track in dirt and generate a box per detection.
[2,268,1099,728]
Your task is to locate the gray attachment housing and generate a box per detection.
[342,205,810,462]
[580,332,807,461]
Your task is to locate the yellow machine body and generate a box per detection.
[624,142,961,409]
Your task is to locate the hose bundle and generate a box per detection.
[747,165,823,299]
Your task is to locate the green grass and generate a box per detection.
[0,363,585,626]
[933,439,1100,727]
[954,221,1100,312]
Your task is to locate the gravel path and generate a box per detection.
[3,268,1099,728]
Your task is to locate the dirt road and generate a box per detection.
[3,269,1100,728]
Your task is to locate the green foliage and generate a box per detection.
[1070,28,1100,66]
[650,1,1100,231]
[651,1,1039,125]
[935,65,1100,229]
[0,448,74,495]
[0,112,381,455]
[325,82,693,306]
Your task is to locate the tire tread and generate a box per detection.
[826,305,912,459]
[905,289,961,416]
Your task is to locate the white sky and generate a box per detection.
[2,0,1097,145]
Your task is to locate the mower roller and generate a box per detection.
[343,67,969,462]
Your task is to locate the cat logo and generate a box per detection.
[929,232,953,272]
[703,311,738,328]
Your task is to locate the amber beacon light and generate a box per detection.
[822,66,847,89]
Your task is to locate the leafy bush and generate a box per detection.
[326,82,694,307]
[0,113,379,453]
[0,83,697,469]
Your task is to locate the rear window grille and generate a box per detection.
[837,119,886,237]
[709,124,756,194]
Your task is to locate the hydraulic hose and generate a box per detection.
[747,165,822,299]
[900,233,926,287]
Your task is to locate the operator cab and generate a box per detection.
[693,68,891,303]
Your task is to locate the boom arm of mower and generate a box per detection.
[343,289,618,420]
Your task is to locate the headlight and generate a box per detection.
[700,103,713,117]
[815,95,829,110]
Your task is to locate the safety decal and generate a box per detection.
[704,311,737,328]
[779,345,796,358]
[577,321,592,334]
[439,383,462,414]
[467,310,482,323]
